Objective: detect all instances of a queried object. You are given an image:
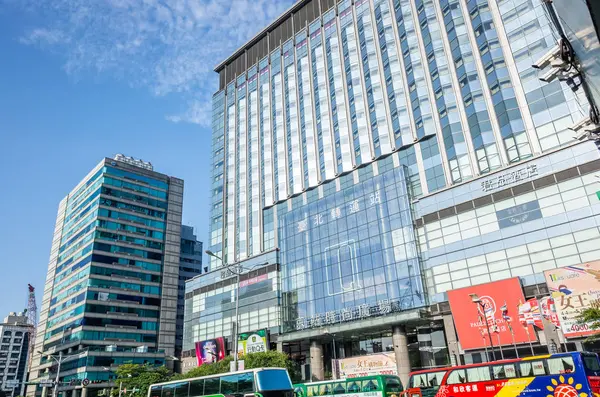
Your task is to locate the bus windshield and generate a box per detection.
[583,353,600,376]
[257,369,293,391]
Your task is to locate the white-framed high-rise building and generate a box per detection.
[201,0,600,383]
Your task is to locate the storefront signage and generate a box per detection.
[238,329,269,357]
[296,190,383,234]
[447,278,536,350]
[295,299,398,331]
[481,164,538,192]
[195,337,226,366]
[496,200,542,229]
[544,261,600,338]
[334,353,397,378]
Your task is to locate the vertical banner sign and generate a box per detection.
[195,337,226,366]
[447,278,536,350]
[544,261,600,338]
[238,329,269,357]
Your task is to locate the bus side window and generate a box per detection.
[446,370,466,385]
[333,382,346,394]
[548,357,576,375]
[520,361,547,377]
[411,375,426,388]
[466,367,491,383]
[492,365,506,380]
[347,381,361,393]
[150,386,162,397]
[174,382,190,397]
[319,384,332,395]
[162,385,175,397]
[427,374,441,387]
[239,372,254,394]
[189,379,204,397]
[363,380,379,392]
[205,377,220,395]
[221,374,240,396]
[307,386,318,397]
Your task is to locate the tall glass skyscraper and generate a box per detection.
[209,0,589,268]
[27,155,184,397]
[201,0,600,383]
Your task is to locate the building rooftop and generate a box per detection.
[214,0,336,89]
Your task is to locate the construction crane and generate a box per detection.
[25,284,37,370]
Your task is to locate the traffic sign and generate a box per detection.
[82,379,90,387]
[40,380,55,387]
[5,380,19,388]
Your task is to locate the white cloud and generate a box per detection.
[10,0,294,124]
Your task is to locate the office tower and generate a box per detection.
[0,312,32,397]
[27,155,184,397]
[201,0,600,383]
[176,226,203,371]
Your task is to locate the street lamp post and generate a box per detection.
[37,351,64,397]
[469,294,497,361]
[205,250,268,372]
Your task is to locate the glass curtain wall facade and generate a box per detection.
[27,157,184,397]
[209,0,588,270]
[208,0,595,380]
[177,226,203,369]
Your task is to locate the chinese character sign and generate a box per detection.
[279,167,425,332]
[447,278,536,350]
[238,329,269,357]
[481,164,538,192]
[336,353,398,378]
[544,261,600,338]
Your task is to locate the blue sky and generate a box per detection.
[0,0,293,319]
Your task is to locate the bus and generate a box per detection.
[294,375,404,397]
[404,351,600,397]
[149,368,294,397]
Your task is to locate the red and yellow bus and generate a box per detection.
[404,352,600,397]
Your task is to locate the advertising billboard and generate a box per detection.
[335,352,397,378]
[447,278,536,350]
[544,261,600,338]
[195,337,226,366]
[238,329,269,357]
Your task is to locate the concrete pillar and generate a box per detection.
[310,340,324,381]
[72,389,79,397]
[393,325,411,388]
[41,387,48,397]
[443,315,460,366]
[80,388,87,397]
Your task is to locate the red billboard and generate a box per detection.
[447,278,537,350]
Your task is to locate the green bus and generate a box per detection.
[149,368,294,397]
[293,375,403,397]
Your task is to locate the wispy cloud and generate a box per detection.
[9,0,294,126]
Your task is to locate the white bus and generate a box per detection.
[149,368,294,397]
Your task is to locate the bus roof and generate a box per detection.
[151,368,288,387]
